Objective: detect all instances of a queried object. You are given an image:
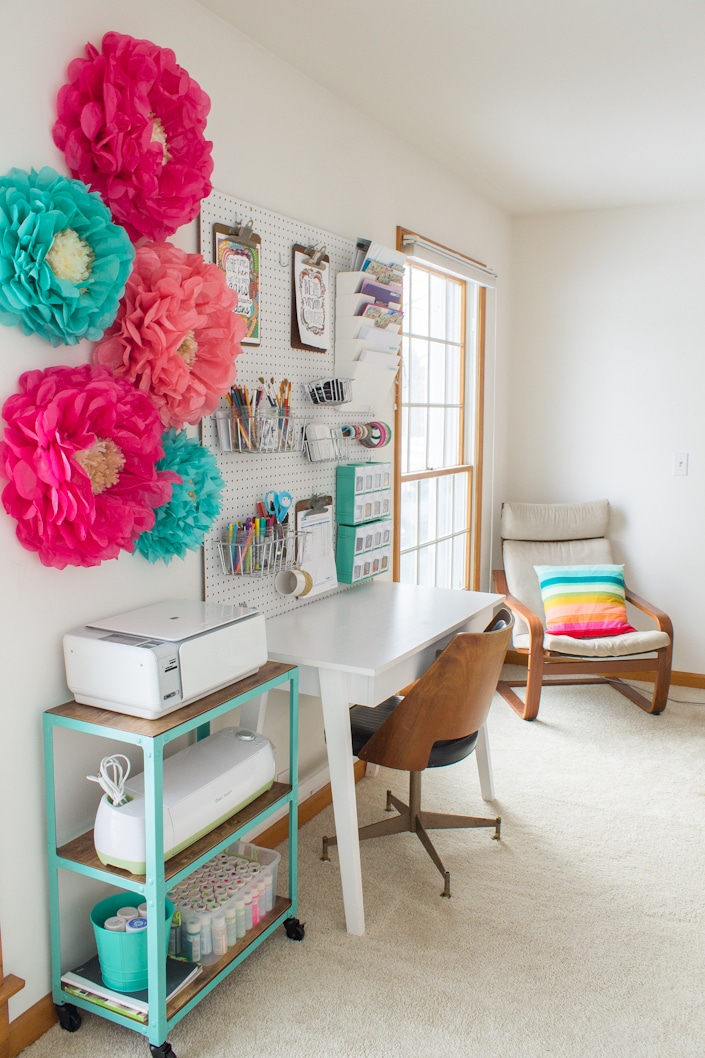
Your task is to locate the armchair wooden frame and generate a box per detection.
[492,568,673,721]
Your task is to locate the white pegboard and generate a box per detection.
[199,189,373,617]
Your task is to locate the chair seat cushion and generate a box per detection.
[534,563,636,638]
[350,697,479,769]
[513,628,670,657]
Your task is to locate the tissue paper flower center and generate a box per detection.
[74,438,126,494]
[46,229,95,284]
[177,329,198,366]
[150,115,171,164]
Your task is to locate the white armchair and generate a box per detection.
[492,499,673,721]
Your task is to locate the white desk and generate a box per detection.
[266,581,504,935]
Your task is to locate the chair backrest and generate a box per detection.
[500,500,614,635]
[357,610,514,772]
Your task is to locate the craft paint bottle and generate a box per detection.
[211,913,227,958]
[200,912,212,956]
[169,911,182,956]
[224,905,238,946]
[264,873,274,912]
[183,917,201,962]
[104,916,126,932]
[243,890,253,930]
[256,881,266,918]
[235,898,246,940]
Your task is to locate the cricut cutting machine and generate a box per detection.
[64,600,268,719]
[91,727,276,873]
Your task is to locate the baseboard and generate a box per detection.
[9,994,56,1058]
[8,758,367,1057]
[256,758,367,848]
[504,651,704,689]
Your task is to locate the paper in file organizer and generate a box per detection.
[357,349,401,370]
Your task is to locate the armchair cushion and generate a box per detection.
[500,499,609,542]
[534,563,636,639]
[513,628,671,657]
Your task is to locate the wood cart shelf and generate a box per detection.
[43,661,299,1056]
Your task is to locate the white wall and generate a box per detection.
[0,0,511,1016]
[505,203,705,673]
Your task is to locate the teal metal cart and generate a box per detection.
[43,661,299,1057]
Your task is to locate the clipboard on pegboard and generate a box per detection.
[291,243,330,352]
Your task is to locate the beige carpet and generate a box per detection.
[21,676,705,1058]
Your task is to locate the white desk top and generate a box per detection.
[266,581,503,677]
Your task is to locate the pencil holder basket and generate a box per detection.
[216,529,309,577]
[212,409,305,453]
[91,893,174,992]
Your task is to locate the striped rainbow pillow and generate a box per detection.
[534,563,637,639]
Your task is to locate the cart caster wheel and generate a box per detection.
[283,916,305,941]
[55,1003,82,1032]
[150,1043,177,1058]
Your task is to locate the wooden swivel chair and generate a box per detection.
[321,610,513,898]
[493,499,673,721]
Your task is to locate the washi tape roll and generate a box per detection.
[274,567,314,597]
[360,421,392,447]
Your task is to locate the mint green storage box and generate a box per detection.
[91,893,174,992]
[336,463,392,525]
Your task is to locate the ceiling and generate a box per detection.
[197,0,705,216]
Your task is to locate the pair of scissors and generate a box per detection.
[264,489,292,523]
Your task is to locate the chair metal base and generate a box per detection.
[321,771,501,897]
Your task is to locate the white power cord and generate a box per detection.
[87,754,131,807]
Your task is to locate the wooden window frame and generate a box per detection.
[393,229,488,591]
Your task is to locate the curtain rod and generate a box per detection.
[401,234,498,280]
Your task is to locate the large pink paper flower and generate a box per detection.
[93,241,245,429]
[52,31,213,243]
[0,364,177,569]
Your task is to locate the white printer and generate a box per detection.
[64,600,268,719]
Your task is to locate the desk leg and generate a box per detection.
[318,668,365,936]
[239,692,268,733]
[475,723,495,802]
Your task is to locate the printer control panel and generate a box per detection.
[136,638,182,705]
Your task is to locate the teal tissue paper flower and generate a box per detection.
[0,166,134,346]
[134,428,224,563]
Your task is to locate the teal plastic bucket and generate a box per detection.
[90,894,174,992]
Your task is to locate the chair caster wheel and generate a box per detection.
[284,916,305,941]
[55,1003,82,1032]
[150,1043,177,1058]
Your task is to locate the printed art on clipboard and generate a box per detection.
[213,222,260,344]
[291,244,330,352]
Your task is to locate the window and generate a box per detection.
[394,229,495,591]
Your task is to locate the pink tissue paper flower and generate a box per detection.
[52,31,214,243]
[93,241,245,429]
[0,364,177,569]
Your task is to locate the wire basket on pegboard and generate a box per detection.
[212,408,305,453]
[303,424,352,462]
[304,378,353,406]
[216,528,309,577]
